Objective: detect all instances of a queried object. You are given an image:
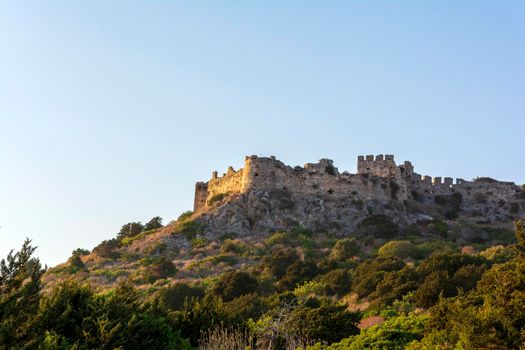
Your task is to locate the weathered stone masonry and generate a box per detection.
[194,154,524,219]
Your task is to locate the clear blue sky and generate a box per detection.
[1,1,524,266]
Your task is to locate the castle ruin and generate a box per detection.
[193,154,523,221]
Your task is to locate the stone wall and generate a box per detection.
[193,154,524,217]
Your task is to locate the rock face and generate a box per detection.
[193,155,525,237]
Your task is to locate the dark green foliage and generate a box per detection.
[369,266,419,307]
[427,220,448,237]
[412,251,490,307]
[212,271,259,301]
[330,238,359,261]
[0,240,44,348]
[357,215,399,238]
[36,280,191,349]
[434,192,463,219]
[416,257,525,348]
[208,193,227,205]
[176,211,193,222]
[263,248,300,279]
[157,283,205,311]
[277,260,319,291]
[173,295,234,346]
[378,240,421,259]
[118,221,145,238]
[172,219,206,240]
[285,303,360,344]
[516,217,525,253]
[68,253,85,270]
[92,238,120,259]
[71,248,89,256]
[352,256,406,298]
[319,269,352,297]
[144,216,163,231]
[416,251,488,278]
[145,257,177,283]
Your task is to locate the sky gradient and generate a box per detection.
[1,1,524,266]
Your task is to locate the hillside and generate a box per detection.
[37,154,525,348]
[45,154,525,291]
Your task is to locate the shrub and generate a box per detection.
[68,253,85,270]
[220,239,247,255]
[176,211,193,222]
[72,248,89,256]
[172,219,206,240]
[319,269,352,296]
[191,237,208,249]
[358,215,399,239]
[117,222,144,238]
[263,248,300,279]
[352,257,406,298]
[479,245,516,263]
[285,303,361,344]
[145,258,177,283]
[212,271,258,301]
[378,240,420,259]
[144,216,163,231]
[93,239,120,259]
[208,193,228,205]
[330,238,359,261]
[157,283,205,310]
[278,260,319,291]
[427,220,448,237]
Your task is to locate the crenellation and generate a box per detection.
[422,176,432,185]
[193,154,521,214]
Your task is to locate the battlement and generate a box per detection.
[193,154,521,212]
[357,154,413,178]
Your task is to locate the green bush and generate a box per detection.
[220,239,247,255]
[191,237,208,248]
[68,253,85,270]
[208,193,228,205]
[319,269,352,297]
[330,238,359,261]
[172,219,206,240]
[144,216,163,231]
[117,222,145,238]
[156,283,205,310]
[212,271,258,302]
[285,302,361,344]
[357,215,399,239]
[93,239,120,259]
[378,240,420,259]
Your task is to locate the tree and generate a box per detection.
[212,271,258,302]
[144,216,163,231]
[118,222,144,238]
[263,248,299,279]
[0,239,45,348]
[157,283,205,311]
[330,238,359,261]
[285,302,361,344]
[92,238,120,259]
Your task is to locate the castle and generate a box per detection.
[194,155,523,219]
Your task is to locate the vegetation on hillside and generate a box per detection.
[5,215,524,349]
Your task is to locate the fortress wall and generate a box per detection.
[194,154,520,212]
[206,168,245,201]
[194,182,208,212]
